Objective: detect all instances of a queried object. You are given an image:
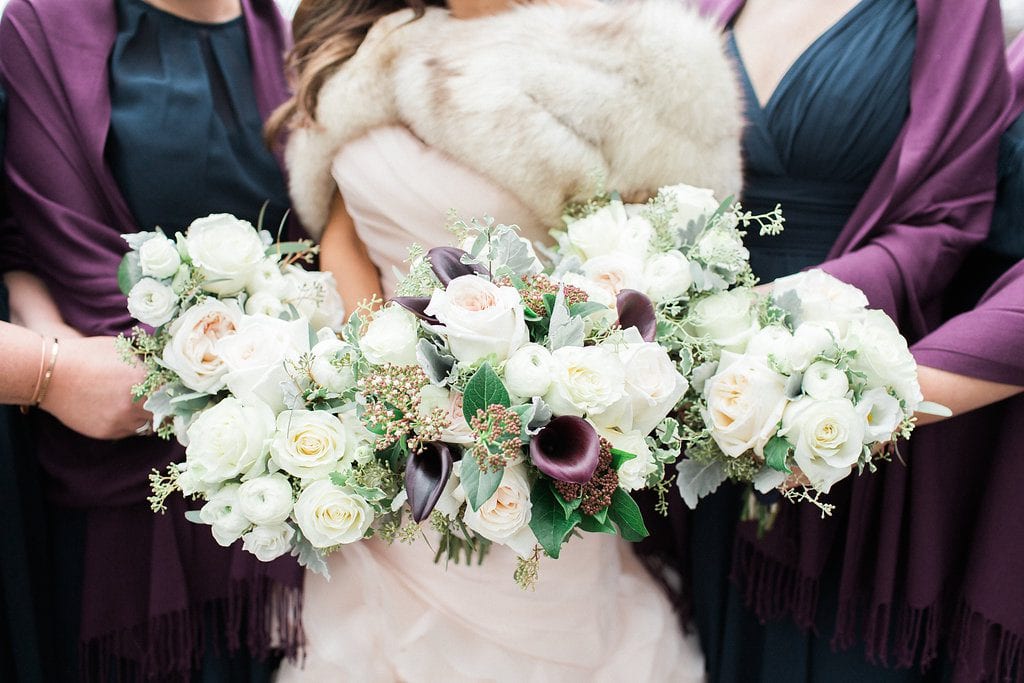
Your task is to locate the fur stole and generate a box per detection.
[286,0,743,237]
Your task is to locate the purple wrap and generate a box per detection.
[0,0,303,678]
[673,0,1014,673]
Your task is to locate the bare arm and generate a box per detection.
[914,365,1024,425]
[319,190,384,313]
[4,270,83,339]
[0,321,49,404]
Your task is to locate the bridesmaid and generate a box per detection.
[644,1,1011,680]
[0,0,304,679]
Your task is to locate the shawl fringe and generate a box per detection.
[730,534,820,631]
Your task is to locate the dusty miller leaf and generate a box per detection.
[676,458,728,509]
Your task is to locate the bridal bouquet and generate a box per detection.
[351,218,689,586]
[677,269,945,514]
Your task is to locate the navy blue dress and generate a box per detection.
[689,2,929,681]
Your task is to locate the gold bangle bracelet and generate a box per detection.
[20,336,49,415]
[34,338,60,408]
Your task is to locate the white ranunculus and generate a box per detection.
[244,291,286,318]
[424,275,528,365]
[787,322,838,372]
[857,387,904,444]
[801,361,850,400]
[127,278,178,327]
[694,228,750,272]
[566,200,653,260]
[462,464,536,557]
[280,266,345,331]
[270,410,351,480]
[241,523,295,562]
[780,396,865,493]
[309,337,357,394]
[600,428,657,492]
[199,485,251,547]
[237,473,294,525]
[360,305,421,366]
[417,385,475,444]
[581,254,648,298]
[217,315,310,412]
[643,251,693,302]
[844,310,923,410]
[660,183,720,230]
[773,270,868,334]
[162,298,242,393]
[186,214,268,296]
[544,345,626,417]
[138,233,182,279]
[247,259,289,298]
[503,343,554,398]
[745,325,795,374]
[687,288,760,353]
[184,397,276,486]
[703,352,789,458]
[592,342,688,435]
[294,480,373,548]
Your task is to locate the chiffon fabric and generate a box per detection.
[276,125,705,682]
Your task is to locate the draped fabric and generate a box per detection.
[0,1,303,678]
[640,0,1013,676]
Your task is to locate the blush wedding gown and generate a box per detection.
[275,125,705,682]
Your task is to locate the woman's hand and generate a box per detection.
[39,336,152,440]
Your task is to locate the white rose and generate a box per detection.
[687,288,761,353]
[566,200,652,260]
[162,298,242,393]
[592,342,688,435]
[787,322,838,372]
[660,183,719,229]
[424,275,528,365]
[138,233,182,279]
[801,361,850,400]
[544,345,626,416]
[186,214,268,296]
[642,252,693,302]
[237,473,294,525]
[270,410,351,480]
[703,352,789,458]
[417,385,475,444]
[127,278,178,327]
[780,397,864,493]
[199,485,251,547]
[360,305,420,366]
[581,254,648,298]
[217,315,310,412]
[844,311,923,410]
[280,266,345,331]
[556,273,616,309]
[309,337,357,394]
[462,464,536,557]
[244,291,286,317]
[503,343,554,398]
[294,480,373,548]
[773,270,868,334]
[241,523,295,562]
[745,325,795,374]
[184,397,275,485]
[600,428,657,492]
[857,387,904,444]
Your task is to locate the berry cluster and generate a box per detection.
[553,439,620,515]
[469,405,524,471]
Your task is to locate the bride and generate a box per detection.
[271,0,741,679]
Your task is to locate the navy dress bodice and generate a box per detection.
[106,0,289,233]
[692,2,920,682]
[728,0,916,281]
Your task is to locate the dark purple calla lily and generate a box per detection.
[427,246,489,285]
[529,416,600,484]
[405,441,454,522]
[392,296,438,324]
[616,289,657,342]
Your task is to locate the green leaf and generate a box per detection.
[764,435,793,474]
[461,455,504,512]
[542,292,558,316]
[118,252,143,297]
[553,488,582,520]
[523,306,543,322]
[266,240,315,257]
[591,506,608,524]
[579,514,617,535]
[528,482,582,559]
[608,488,648,542]
[378,438,409,472]
[610,448,638,470]
[568,301,609,319]
[461,362,511,424]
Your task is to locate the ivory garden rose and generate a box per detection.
[461,464,536,557]
[217,315,311,412]
[780,396,865,493]
[186,214,268,296]
[687,288,760,354]
[183,397,276,491]
[162,298,242,393]
[661,183,720,229]
[424,275,528,364]
[270,410,352,480]
[593,341,688,435]
[565,199,652,260]
[360,306,420,366]
[294,480,374,548]
[544,345,626,417]
[774,269,868,333]
[702,352,789,459]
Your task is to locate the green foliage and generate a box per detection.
[528,482,582,559]
[460,454,504,512]
[461,363,511,424]
[607,488,648,541]
[610,448,637,470]
[118,252,143,296]
[764,435,793,474]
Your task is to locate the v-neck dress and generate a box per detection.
[690,1,921,682]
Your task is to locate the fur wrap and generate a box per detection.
[286,0,743,237]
